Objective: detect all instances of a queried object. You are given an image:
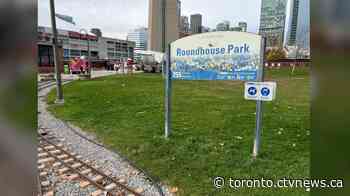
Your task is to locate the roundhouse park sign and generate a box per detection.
[164,31,268,157]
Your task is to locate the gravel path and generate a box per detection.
[38,77,173,196]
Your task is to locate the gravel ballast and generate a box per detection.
[38,77,173,196]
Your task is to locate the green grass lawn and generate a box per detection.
[47,67,310,195]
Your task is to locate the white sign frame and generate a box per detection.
[245,82,277,101]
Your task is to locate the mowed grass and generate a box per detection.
[47,67,310,195]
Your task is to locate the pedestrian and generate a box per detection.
[114,63,118,72]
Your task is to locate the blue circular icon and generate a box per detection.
[261,87,270,96]
[248,87,257,95]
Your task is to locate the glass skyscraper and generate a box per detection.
[284,0,310,57]
[286,0,299,46]
[127,27,148,61]
[259,0,288,48]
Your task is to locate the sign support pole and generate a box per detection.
[252,37,266,158]
[165,44,172,138]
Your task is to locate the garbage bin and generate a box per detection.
[64,64,69,74]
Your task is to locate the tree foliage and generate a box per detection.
[266,48,286,61]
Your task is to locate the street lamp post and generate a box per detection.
[49,0,64,103]
[80,28,91,78]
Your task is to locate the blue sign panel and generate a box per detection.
[248,87,258,96]
[261,87,270,96]
[170,32,263,81]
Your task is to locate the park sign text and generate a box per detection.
[170,31,263,81]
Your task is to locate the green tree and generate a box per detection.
[266,48,286,61]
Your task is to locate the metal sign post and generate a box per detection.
[164,44,172,138]
[252,37,266,158]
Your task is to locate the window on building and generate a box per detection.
[70,49,80,57]
[63,49,69,57]
[91,51,98,58]
[81,50,88,56]
[38,45,54,66]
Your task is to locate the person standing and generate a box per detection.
[114,63,118,72]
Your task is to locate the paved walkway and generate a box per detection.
[39,69,144,81]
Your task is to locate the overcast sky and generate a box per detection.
[38,0,262,39]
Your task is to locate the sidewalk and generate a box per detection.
[39,69,144,81]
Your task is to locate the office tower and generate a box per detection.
[127,27,148,60]
[216,20,230,31]
[259,0,288,48]
[285,0,299,46]
[190,14,202,34]
[148,0,180,52]
[238,22,247,32]
[180,16,190,33]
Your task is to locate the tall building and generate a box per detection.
[295,0,309,52]
[259,0,288,48]
[284,0,310,58]
[148,0,180,52]
[216,21,230,31]
[180,16,190,33]
[238,22,247,32]
[190,14,202,34]
[285,0,299,46]
[177,0,181,31]
[127,27,148,61]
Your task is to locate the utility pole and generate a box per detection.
[161,0,166,78]
[49,0,64,103]
[87,33,91,76]
[162,0,166,53]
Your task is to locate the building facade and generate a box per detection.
[230,27,242,32]
[284,0,310,58]
[37,26,134,66]
[190,14,202,34]
[38,26,99,63]
[238,22,248,32]
[100,37,135,61]
[285,0,299,46]
[127,27,148,61]
[216,21,230,31]
[180,16,190,33]
[259,0,288,48]
[295,0,309,52]
[148,0,180,52]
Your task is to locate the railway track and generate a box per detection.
[38,130,143,196]
[37,76,166,196]
[38,79,72,91]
